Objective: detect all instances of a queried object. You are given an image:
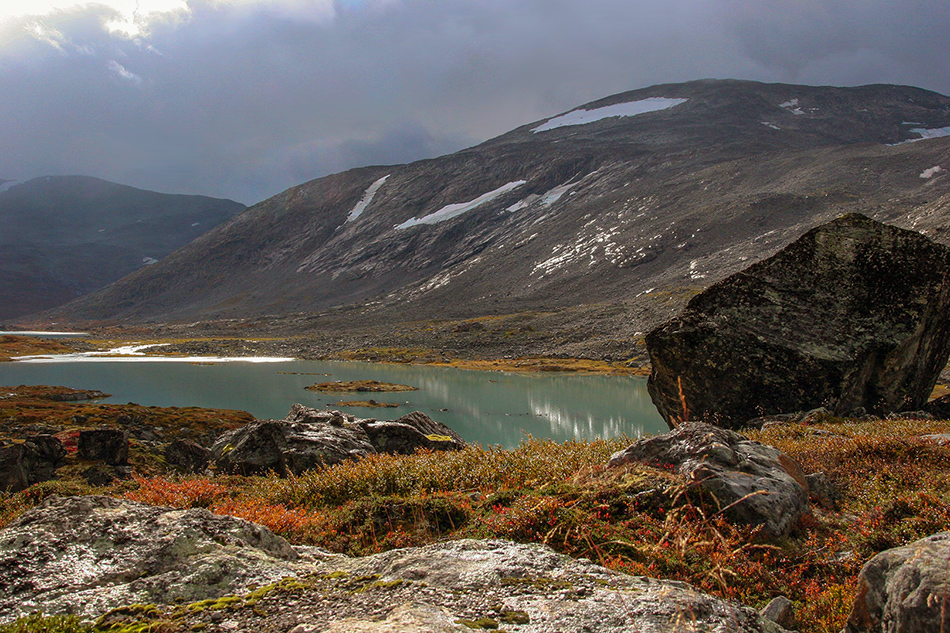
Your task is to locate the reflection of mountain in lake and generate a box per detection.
[0,359,664,447]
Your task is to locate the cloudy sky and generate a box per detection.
[1,0,948,204]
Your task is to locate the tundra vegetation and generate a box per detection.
[3,385,950,632]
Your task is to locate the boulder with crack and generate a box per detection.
[647,214,950,429]
[607,422,809,537]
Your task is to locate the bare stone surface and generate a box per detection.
[647,214,950,429]
[843,531,950,633]
[607,422,809,537]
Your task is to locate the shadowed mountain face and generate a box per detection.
[43,80,950,335]
[0,176,244,321]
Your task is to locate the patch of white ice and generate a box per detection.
[921,166,945,179]
[395,181,526,229]
[532,97,688,133]
[761,121,781,130]
[347,174,390,222]
[142,257,158,265]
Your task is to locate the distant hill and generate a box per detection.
[43,80,950,340]
[0,176,244,320]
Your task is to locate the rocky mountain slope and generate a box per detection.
[0,176,244,320]
[41,80,950,341]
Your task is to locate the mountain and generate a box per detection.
[42,80,950,343]
[0,176,245,320]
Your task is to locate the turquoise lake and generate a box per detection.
[0,358,666,447]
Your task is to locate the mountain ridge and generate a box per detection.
[0,176,244,320]
[35,80,950,345]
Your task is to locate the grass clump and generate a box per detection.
[0,614,93,633]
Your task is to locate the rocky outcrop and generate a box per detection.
[212,405,465,475]
[0,504,790,632]
[77,429,129,465]
[0,495,320,621]
[0,435,67,492]
[162,439,213,473]
[647,214,950,429]
[607,422,809,537]
[843,532,950,633]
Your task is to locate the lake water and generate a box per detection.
[0,358,666,447]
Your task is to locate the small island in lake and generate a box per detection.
[305,380,418,393]
[333,399,401,408]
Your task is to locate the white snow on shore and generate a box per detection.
[347,174,390,222]
[395,181,526,229]
[13,343,293,363]
[531,97,688,133]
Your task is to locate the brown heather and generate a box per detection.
[4,418,950,632]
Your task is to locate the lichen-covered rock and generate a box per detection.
[0,503,790,632]
[607,422,809,537]
[843,532,950,633]
[647,214,950,429]
[0,495,318,621]
[296,539,790,633]
[358,411,465,455]
[212,405,464,475]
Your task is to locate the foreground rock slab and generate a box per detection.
[607,422,809,537]
[843,531,950,633]
[0,496,790,633]
[647,213,950,429]
[0,495,319,621]
[212,405,465,475]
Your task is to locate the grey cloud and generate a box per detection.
[0,0,948,204]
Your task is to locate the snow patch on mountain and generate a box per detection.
[347,175,390,222]
[908,127,950,142]
[921,166,944,179]
[779,99,805,115]
[532,98,688,133]
[395,181,526,229]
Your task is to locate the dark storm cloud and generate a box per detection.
[0,0,948,204]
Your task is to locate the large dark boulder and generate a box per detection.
[647,214,950,429]
[162,439,213,474]
[212,406,465,476]
[0,435,67,492]
[607,422,809,537]
[77,429,129,465]
[843,532,950,633]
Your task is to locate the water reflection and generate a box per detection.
[0,359,666,447]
